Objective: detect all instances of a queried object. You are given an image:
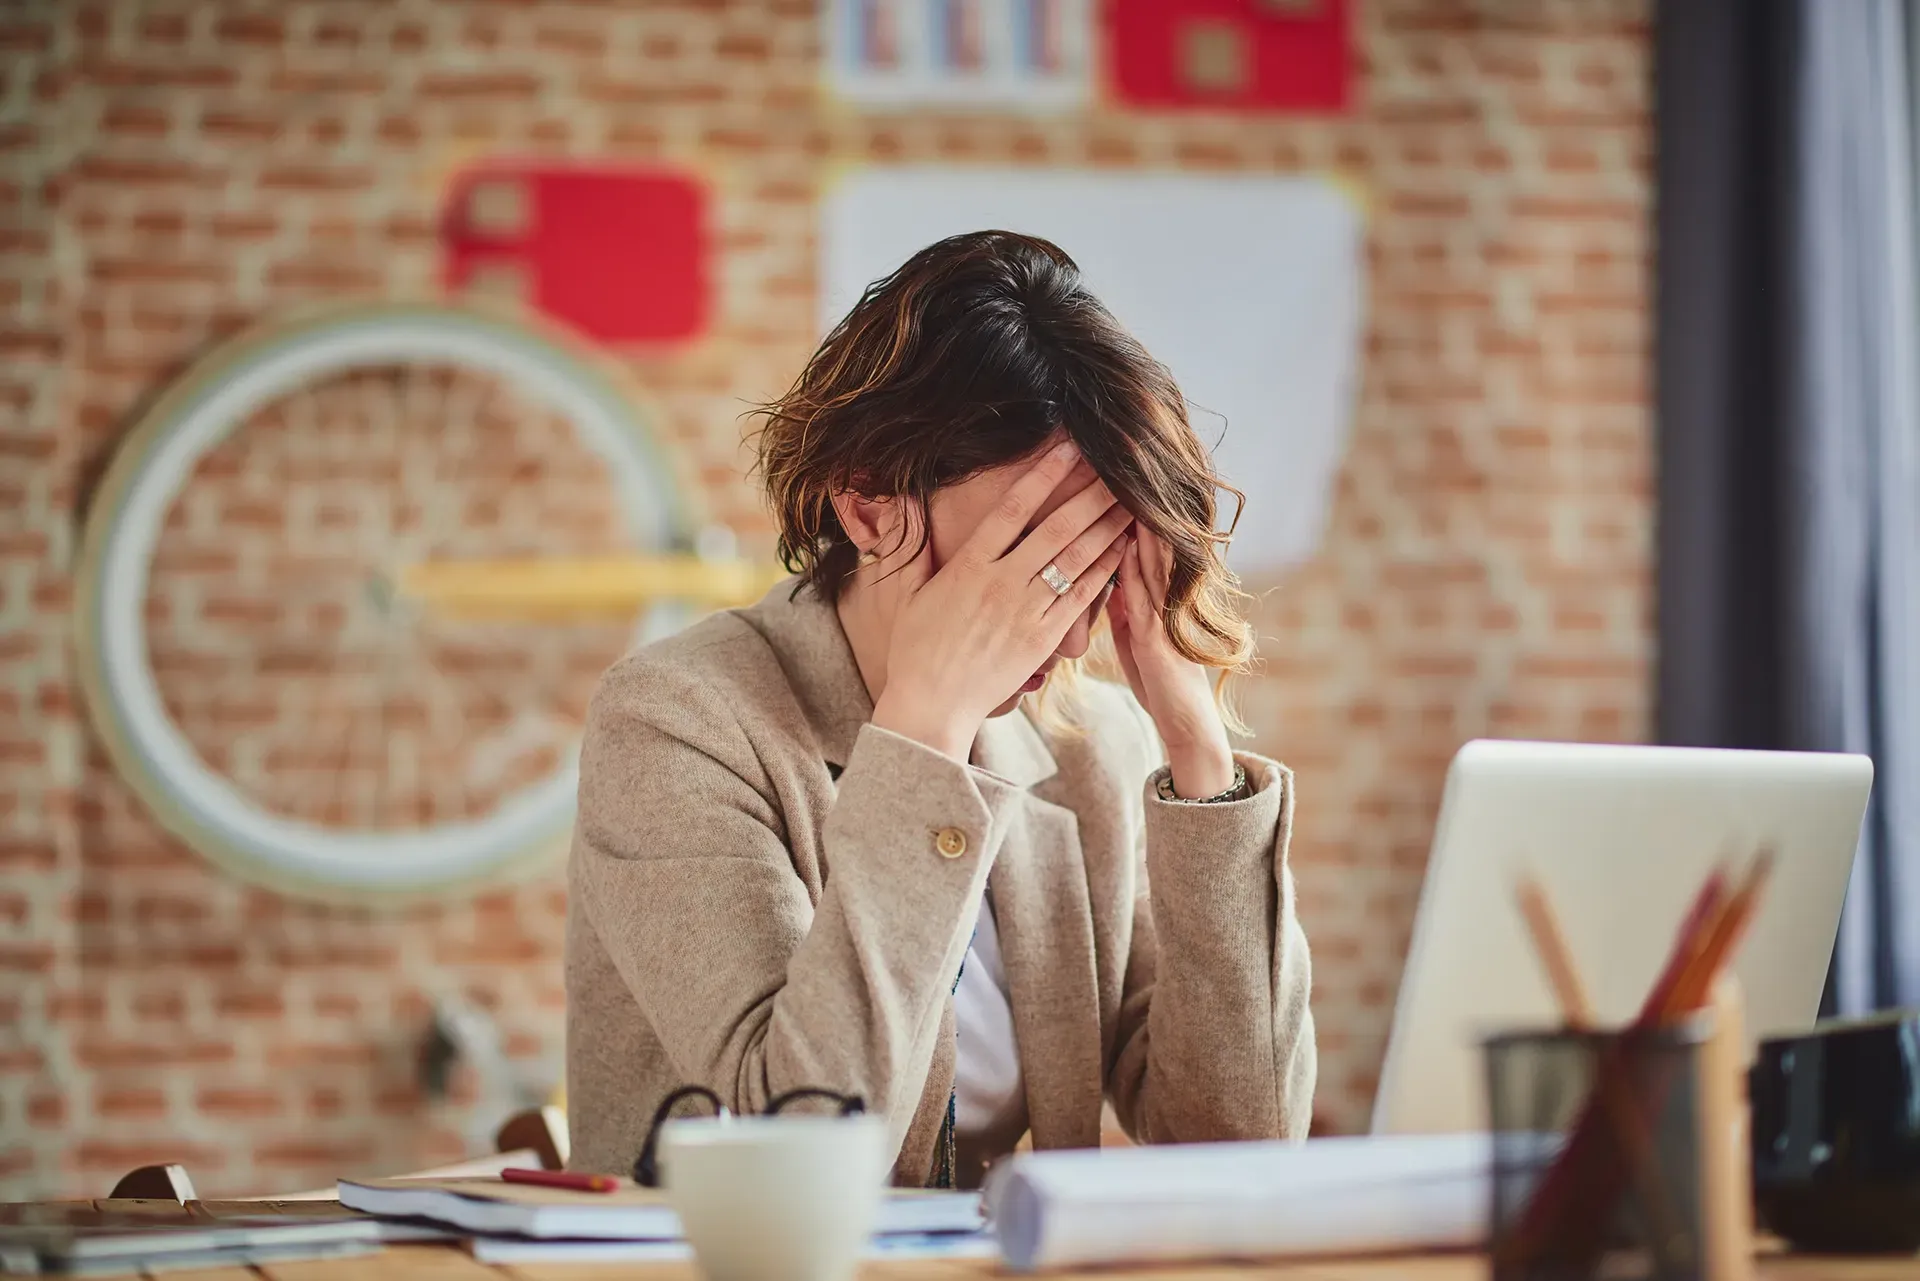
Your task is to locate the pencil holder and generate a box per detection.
[1483,1023,1709,1281]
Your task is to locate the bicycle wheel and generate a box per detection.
[75,301,700,904]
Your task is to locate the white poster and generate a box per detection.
[821,168,1367,575]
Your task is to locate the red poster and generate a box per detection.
[1106,0,1350,112]
[441,164,709,345]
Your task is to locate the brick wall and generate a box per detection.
[0,0,1650,1197]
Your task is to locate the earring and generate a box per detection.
[857,548,880,567]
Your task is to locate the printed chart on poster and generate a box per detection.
[822,169,1365,575]
[827,0,1092,108]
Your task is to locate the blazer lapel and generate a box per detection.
[739,578,872,772]
[974,712,1106,1152]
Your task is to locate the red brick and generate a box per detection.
[215,13,284,44]
[258,165,372,193]
[47,989,105,1021]
[101,104,170,138]
[434,936,547,965]
[139,13,187,42]
[1545,141,1603,173]
[0,22,51,52]
[0,1047,44,1072]
[314,19,361,48]
[312,991,361,1018]
[535,23,603,56]
[77,1040,235,1070]
[200,109,281,143]
[418,70,543,100]
[266,1043,381,1070]
[0,944,53,973]
[91,258,226,286]
[264,261,383,292]
[0,329,59,360]
[376,115,421,144]
[214,987,285,1019]
[131,989,185,1021]
[73,4,107,40]
[129,209,187,236]
[81,59,238,90]
[461,16,505,48]
[382,213,434,246]
[95,1087,167,1120]
[209,211,279,240]
[198,1087,285,1119]
[268,69,384,94]
[257,1139,376,1168]
[716,32,771,60]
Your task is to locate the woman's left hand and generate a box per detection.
[1106,529,1238,799]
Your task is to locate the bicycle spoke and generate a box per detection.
[81,307,680,896]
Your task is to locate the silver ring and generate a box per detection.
[1040,563,1074,596]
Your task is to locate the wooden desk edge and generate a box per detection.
[19,1200,1920,1281]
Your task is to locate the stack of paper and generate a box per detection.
[337,1176,992,1263]
[0,1208,382,1276]
[984,1134,1492,1271]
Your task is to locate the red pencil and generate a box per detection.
[502,1167,618,1193]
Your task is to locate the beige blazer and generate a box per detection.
[566,582,1315,1186]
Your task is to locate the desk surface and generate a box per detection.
[25,1199,1920,1281]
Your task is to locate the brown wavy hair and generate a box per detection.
[749,230,1255,717]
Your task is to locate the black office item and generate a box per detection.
[1750,1010,1920,1253]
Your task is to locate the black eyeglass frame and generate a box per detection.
[631,1085,867,1187]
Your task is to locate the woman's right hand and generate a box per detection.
[869,440,1132,761]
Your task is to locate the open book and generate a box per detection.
[338,1176,982,1241]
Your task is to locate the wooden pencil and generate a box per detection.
[1663,850,1774,1018]
[1506,854,1771,1269]
[1515,875,1597,1028]
[1506,872,1687,1273]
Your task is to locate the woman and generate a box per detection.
[566,231,1314,1188]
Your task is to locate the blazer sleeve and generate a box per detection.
[571,660,1022,1164]
[1104,701,1317,1144]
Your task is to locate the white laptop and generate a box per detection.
[1371,739,1874,1137]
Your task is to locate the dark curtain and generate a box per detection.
[1654,0,1799,754]
[1656,0,1920,1014]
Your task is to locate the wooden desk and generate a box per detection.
[25,1199,1920,1281]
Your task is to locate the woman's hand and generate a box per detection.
[1107,528,1237,798]
[868,441,1131,761]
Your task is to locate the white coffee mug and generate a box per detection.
[659,1112,889,1281]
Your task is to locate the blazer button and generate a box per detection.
[934,827,968,859]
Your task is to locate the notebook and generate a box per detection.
[0,1207,382,1277]
[338,1176,982,1241]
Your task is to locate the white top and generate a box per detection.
[953,897,1025,1138]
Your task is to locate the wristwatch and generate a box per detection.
[1154,761,1250,804]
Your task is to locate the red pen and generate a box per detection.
[501,1167,619,1193]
